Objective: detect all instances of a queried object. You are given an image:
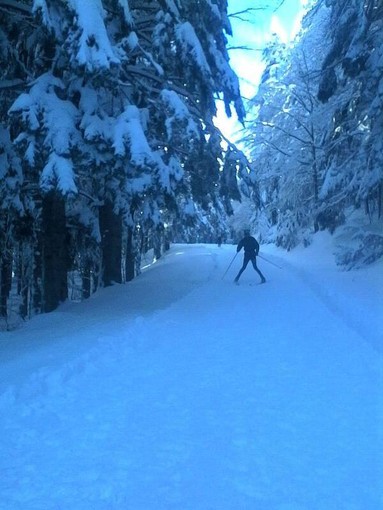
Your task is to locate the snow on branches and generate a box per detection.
[113,105,154,166]
[40,153,77,195]
[160,89,199,142]
[243,0,383,265]
[175,22,213,83]
[1,0,246,320]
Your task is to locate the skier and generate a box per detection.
[234,230,266,284]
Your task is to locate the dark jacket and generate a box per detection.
[237,235,259,255]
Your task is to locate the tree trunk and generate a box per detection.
[153,227,162,260]
[82,258,91,299]
[32,231,43,314]
[41,192,68,313]
[0,254,12,318]
[99,201,122,286]
[17,244,29,319]
[125,226,135,282]
[164,230,170,251]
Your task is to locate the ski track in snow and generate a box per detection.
[0,240,382,510]
[278,255,383,353]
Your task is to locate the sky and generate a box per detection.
[0,234,382,508]
[215,0,308,141]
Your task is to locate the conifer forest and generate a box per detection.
[0,0,382,324]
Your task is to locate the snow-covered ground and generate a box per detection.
[1,233,382,510]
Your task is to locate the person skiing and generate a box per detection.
[234,230,266,284]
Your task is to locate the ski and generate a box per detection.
[233,281,267,286]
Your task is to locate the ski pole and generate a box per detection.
[222,252,238,280]
[258,254,283,269]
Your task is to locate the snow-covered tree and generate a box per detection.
[315,0,383,266]
[243,0,383,265]
[243,29,330,249]
[1,0,245,322]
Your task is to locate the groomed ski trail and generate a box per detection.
[0,243,381,510]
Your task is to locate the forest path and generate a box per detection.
[0,243,381,509]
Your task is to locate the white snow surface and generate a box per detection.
[175,22,212,81]
[40,153,77,195]
[69,0,119,70]
[113,105,153,166]
[1,234,382,510]
[160,89,200,141]
[117,0,133,27]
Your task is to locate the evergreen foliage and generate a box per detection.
[0,0,244,325]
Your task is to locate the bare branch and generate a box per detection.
[272,0,287,13]
[227,46,263,52]
[0,0,31,14]
[229,8,265,18]
[0,79,25,90]
[256,119,311,146]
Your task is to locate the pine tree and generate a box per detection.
[2,0,245,321]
